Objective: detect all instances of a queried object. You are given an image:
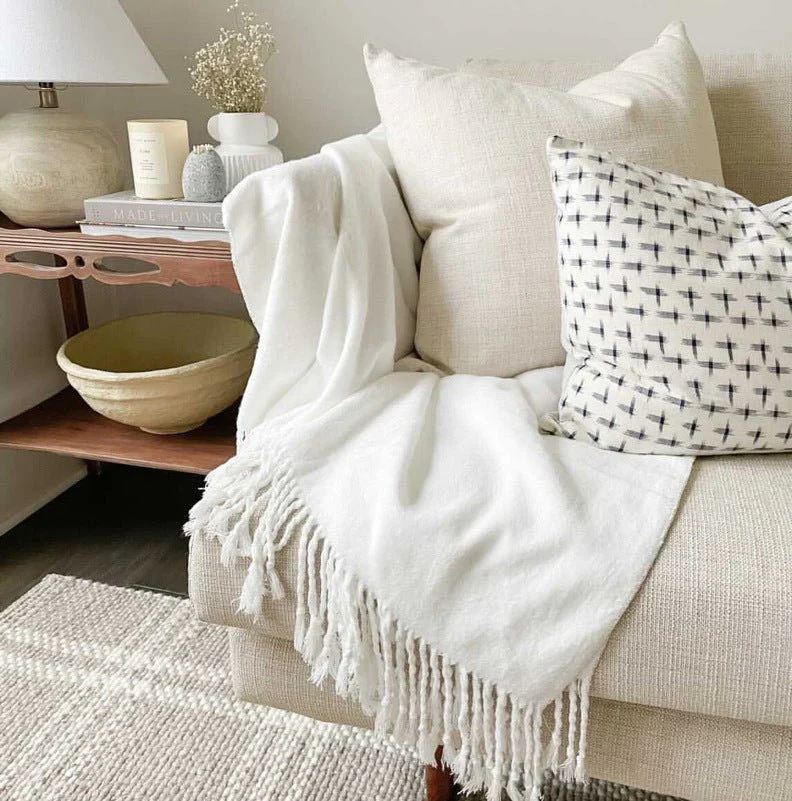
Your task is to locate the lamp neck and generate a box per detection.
[37,82,59,109]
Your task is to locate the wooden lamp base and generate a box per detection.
[0,107,123,228]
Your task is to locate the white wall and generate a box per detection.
[0,219,119,534]
[1,0,790,529]
[0,275,84,535]
[85,0,791,165]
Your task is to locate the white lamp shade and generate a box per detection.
[0,0,167,85]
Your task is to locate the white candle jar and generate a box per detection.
[127,119,189,199]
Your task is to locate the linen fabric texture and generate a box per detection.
[364,22,723,377]
[186,131,692,801]
[462,52,792,209]
[544,136,792,455]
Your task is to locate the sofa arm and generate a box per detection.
[223,129,420,439]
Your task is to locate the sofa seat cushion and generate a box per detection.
[593,452,792,727]
[189,452,792,728]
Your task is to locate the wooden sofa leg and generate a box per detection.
[426,746,456,801]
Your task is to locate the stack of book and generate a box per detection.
[80,191,229,243]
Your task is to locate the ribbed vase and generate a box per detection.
[219,149,283,194]
[207,112,284,194]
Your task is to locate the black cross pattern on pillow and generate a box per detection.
[543,136,792,455]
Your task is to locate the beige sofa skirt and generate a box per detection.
[229,628,792,801]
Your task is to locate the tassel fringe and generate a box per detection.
[185,439,594,801]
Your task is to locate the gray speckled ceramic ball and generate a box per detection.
[182,144,226,202]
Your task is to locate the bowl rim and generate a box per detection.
[56,311,257,383]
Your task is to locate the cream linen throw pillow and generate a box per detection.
[365,22,724,376]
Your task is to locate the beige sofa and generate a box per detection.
[190,55,792,801]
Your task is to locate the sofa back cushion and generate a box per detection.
[464,54,792,209]
[366,23,723,377]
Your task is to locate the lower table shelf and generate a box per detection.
[0,388,236,475]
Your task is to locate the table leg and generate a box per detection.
[57,276,101,476]
[58,276,89,338]
[426,746,456,801]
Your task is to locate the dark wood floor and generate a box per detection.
[0,464,202,612]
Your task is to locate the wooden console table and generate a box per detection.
[0,215,240,475]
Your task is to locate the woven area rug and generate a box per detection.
[0,575,681,800]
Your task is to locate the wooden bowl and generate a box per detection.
[56,312,257,434]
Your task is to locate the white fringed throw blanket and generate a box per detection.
[186,131,693,801]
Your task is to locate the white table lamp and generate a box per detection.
[0,0,168,228]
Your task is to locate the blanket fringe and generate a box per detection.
[186,441,594,801]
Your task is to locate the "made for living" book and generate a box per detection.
[83,191,224,230]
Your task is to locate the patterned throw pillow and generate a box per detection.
[542,136,792,455]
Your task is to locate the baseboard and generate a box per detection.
[0,466,87,537]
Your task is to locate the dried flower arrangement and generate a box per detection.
[187,1,276,114]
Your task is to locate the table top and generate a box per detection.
[0,214,238,292]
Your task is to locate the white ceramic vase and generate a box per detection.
[207,112,283,195]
